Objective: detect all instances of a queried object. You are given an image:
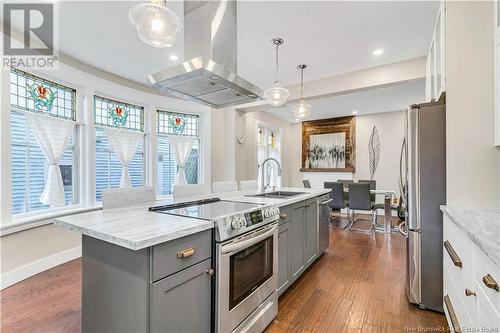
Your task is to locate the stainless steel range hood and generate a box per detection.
[148,1,263,108]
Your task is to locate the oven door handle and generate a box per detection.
[221,226,277,255]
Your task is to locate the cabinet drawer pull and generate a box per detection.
[177,247,196,258]
[280,213,288,219]
[206,268,215,276]
[444,295,461,333]
[483,274,499,292]
[465,288,476,297]
[443,241,462,268]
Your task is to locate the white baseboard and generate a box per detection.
[0,246,81,290]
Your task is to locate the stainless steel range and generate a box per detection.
[150,198,280,333]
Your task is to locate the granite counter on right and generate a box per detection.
[440,205,500,331]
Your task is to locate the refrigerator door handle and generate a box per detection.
[399,138,406,205]
[407,106,420,231]
[398,221,408,238]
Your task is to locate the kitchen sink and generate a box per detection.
[246,191,305,199]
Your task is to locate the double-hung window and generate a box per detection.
[157,110,200,195]
[257,126,281,190]
[10,68,78,215]
[94,96,145,202]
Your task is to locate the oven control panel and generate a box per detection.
[215,206,280,242]
[244,210,263,227]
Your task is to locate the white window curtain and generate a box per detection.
[104,127,143,188]
[170,136,195,185]
[26,113,75,207]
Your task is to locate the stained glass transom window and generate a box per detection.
[157,110,199,137]
[94,95,144,131]
[157,110,200,195]
[10,68,76,120]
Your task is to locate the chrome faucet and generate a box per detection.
[260,157,282,192]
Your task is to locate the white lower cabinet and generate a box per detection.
[474,279,500,329]
[443,215,500,332]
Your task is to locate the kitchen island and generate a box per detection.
[55,188,330,333]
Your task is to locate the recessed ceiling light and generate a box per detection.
[295,118,300,122]
[352,110,358,115]
[170,54,179,61]
[373,49,384,56]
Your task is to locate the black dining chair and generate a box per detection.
[337,179,353,202]
[324,182,348,228]
[358,179,376,205]
[359,179,386,229]
[303,180,312,188]
[347,182,375,233]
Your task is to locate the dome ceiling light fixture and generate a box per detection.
[291,64,312,119]
[129,0,181,48]
[264,38,290,107]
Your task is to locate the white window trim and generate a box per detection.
[9,107,82,214]
[4,69,85,228]
[92,93,149,204]
[257,121,283,189]
[0,67,209,234]
[1,204,102,236]
[155,108,203,198]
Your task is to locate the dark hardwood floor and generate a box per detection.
[265,223,448,333]
[0,224,448,333]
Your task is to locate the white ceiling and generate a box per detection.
[57,1,185,84]
[255,79,425,123]
[237,1,439,88]
[45,1,438,89]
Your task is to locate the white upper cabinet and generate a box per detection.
[426,2,446,102]
[495,0,500,145]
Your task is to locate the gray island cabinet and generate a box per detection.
[54,188,331,332]
[278,197,319,296]
[82,229,213,333]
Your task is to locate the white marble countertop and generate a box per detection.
[217,187,331,207]
[54,187,330,251]
[441,205,500,265]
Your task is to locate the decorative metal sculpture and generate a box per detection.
[28,83,57,112]
[108,105,128,127]
[368,126,380,180]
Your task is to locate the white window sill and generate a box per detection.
[1,205,102,236]
[156,194,173,200]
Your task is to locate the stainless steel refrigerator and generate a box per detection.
[399,101,446,312]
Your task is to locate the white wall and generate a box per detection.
[211,107,235,182]
[354,111,405,203]
[445,1,500,207]
[0,61,211,286]
[232,110,300,187]
[300,111,405,204]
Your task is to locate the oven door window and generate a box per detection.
[229,235,273,310]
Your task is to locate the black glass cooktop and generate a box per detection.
[149,198,264,221]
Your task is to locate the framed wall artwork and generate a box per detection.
[301,116,356,172]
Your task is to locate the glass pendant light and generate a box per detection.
[129,0,181,48]
[291,64,312,119]
[264,38,290,107]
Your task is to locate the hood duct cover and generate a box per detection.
[148,1,263,108]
